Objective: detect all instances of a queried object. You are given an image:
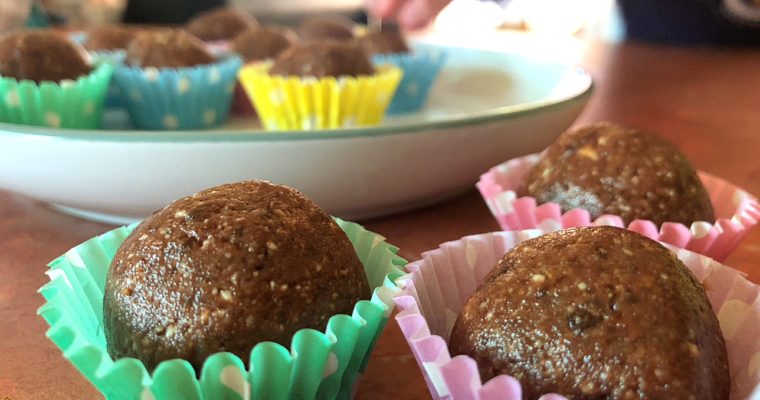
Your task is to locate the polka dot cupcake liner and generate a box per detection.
[373,48,447,115]
[89,50,126,65]
[89,50,128,109]
[0,63,113,129]
[238,63,403,131]
[113,57,242,130]
[394,228,760,399]
[477,153,760,261]
[38,219,406,400]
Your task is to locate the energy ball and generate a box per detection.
[298,17,355,42]
[185,7,258,42]
[125,29,215,68]
[357,30,410,56]
[83,26,135,51]
[269,41,374,78]
[449,226,729,400]
[0,31,91,83]
[104,181,370,370]
[519,122,715,226]
[230,27,294,62]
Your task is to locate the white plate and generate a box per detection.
[0,45,592,225]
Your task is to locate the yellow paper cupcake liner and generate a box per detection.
[238,63,403,131]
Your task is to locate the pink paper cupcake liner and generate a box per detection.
[394,229,760,400]
[477,153,760,261]
[205,40,232,56]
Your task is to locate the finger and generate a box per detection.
[397,0,451,30]
[367,0,406,19]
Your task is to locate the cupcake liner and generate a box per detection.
[113,57,242,130]
[372,49,447,115]
[90,50,128,109]
[0,63,113,129]
[69,31,88,45]
[394,228,760,399]
[38,219,406,400]
[477,153,760,261]
[205,41,232,57]
[90,50,127,65]
[238,63,403,131]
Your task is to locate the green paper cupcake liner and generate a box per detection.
[0,63,113,129]
[89,51,128,109]
[90,50,127,66]
[38,219,406,400]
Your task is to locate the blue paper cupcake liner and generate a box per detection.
[90,50,126,65]
[373,49,447,115]
[113,57,242,130]
[90,50,127,109]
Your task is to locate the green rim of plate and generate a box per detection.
[38,219,407,400]
[0,46,593,143]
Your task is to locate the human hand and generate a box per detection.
[367,0,452,30]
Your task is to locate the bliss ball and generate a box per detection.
[297,17,355,42]
[230,27,294,62]
[125,29,214,69]
[357,30,410,56]
[185,7,258,42]
[0,31,91,83]
[269,41,374,78]
[104,181,371,370]
[519,122,714,226]
[449,226,729,400]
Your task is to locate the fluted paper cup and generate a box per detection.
[372,48,447,115]
[113,57,242,130]
[394,228,760,399]
[477,153,760,261]
[0,63,112,129]
[238,63,402,131]
[38,219,406,400]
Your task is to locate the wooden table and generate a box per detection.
[2,40,759,399]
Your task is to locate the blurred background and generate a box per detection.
[0,0,629,71]
[1,0,757,62]
[0,0,624,39]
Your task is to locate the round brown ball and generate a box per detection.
[449,226,729,400]
[357,30,410,56]
[0,31,91,83]
[125,29,214,68]
[185,7,258,42]
[518,122,714,226]
[124,25,174,35]
[104,181,370,370]
[298,17,355,42]
[231,27,294,62]
[83,26,135,51]
[270,41,374,78]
